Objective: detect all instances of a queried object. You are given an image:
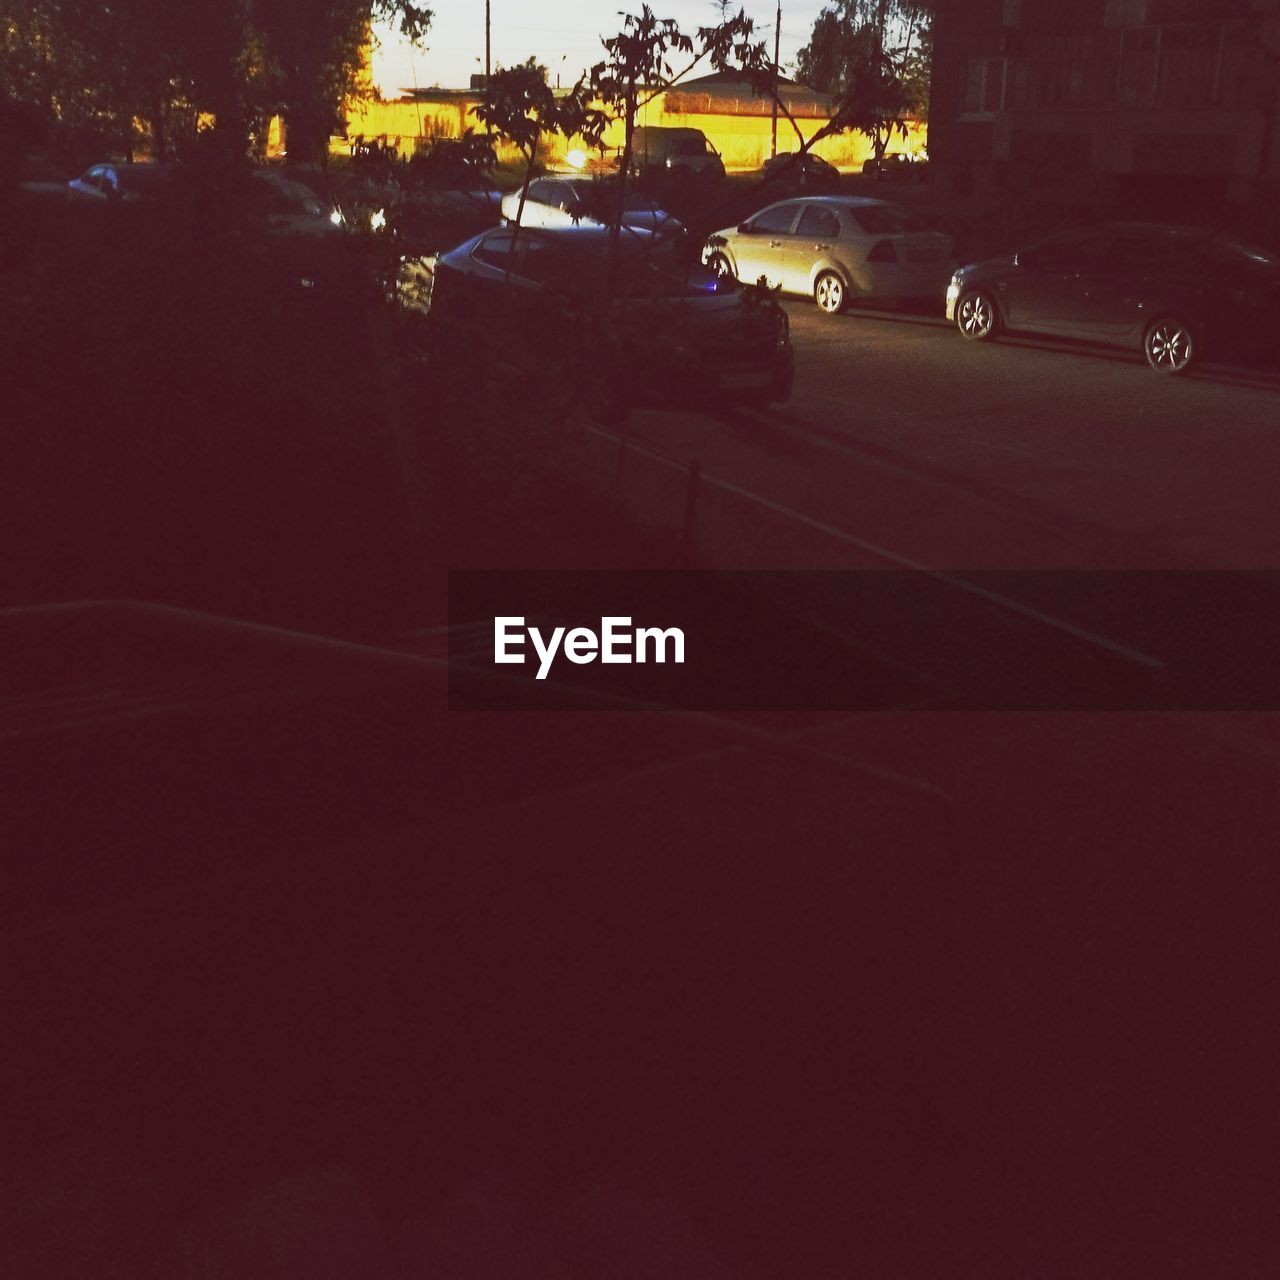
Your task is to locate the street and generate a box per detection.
[620,300,1280,569]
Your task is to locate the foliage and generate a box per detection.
[474,59,606,235]
[0,0,432,163]
[795,0,931,156]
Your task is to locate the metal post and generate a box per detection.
[485,1,491,84]
[771,2,781,158]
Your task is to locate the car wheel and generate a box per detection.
[956,288,998,341]
[706,251,735,281]
[1144,315,1197,374]
[814,271,847,315]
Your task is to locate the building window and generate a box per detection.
[962,58,1007,115]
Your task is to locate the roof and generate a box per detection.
[665,69,832,118]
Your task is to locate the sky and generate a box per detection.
[370,1,831,97]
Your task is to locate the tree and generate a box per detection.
[473,60,605,234]
[0,0,432,164]
[584,5,769,287]
[795,0,931,158]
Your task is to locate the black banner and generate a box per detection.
[448,571,1280,711]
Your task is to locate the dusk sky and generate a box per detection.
[371,1,830,96]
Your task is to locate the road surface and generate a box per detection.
[617,300,1280,569]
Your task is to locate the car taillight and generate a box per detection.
[867,239,898,263]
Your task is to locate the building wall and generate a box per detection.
[931,0,1280,187]
[339,91,927,173]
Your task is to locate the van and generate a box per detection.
[629,127,725,180]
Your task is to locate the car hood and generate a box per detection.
[958,253,1017,277]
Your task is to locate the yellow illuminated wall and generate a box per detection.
[338,92,927,172]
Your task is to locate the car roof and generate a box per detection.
[484,224,658,243]
[793,195,889,208]
[1047,221,1213,239]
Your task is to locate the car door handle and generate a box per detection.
[769,239,785,247]
[814,243,831,250]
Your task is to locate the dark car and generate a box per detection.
[761,151,840,189]
[861,154,927,183]
[422,224,793,418]
[67,161,172,204]
[946,222,1280,374]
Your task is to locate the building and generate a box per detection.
[340,69,927,173]
[929,0,1280,203]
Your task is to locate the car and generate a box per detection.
[861,153,927,183]
[249,169,345,236]
[945,222,1280,374]
[629,126,725,181]
[67,161,171,204]
[760,151,840,189]
[500,177,683,238]
[702,196,954,313]
[424,224,793,415]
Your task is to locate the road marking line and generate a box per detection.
[587,425,1168,671]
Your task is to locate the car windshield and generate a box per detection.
[1192,234,1279,276]
[257,176,324,214]
[846,205,927,234]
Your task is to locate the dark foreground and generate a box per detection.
[4,193,1277,1276]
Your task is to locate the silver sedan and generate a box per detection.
[703,196,954,314]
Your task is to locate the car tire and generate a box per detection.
[1143,315,1197,374]
[814,271,847,315]
[706,251,735,281]
[956,288,999,341]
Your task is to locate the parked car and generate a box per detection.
[629,127,725,181]
[424,224,792,416]
[249,169,345,236]
[946,222,1280,374]
[703,196,954,313]
[761,151,839,189]
[861,154,927,183]
[501,177,683,238]
[67,161,171,204]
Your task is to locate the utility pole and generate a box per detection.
[485,0,491,84]
[771,1,781,157]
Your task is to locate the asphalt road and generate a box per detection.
[619,299,1280,569]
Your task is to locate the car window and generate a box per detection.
[526,180,554,204]
[473,232,519,271]
[257,177,323,215]
[845,205,924,235]
[796,206,841,239]
[1105,233,1172,271]
[1023,230,1112,271]
[518,238,566,283]
[751,204,800,235]
[550,184,578,212]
